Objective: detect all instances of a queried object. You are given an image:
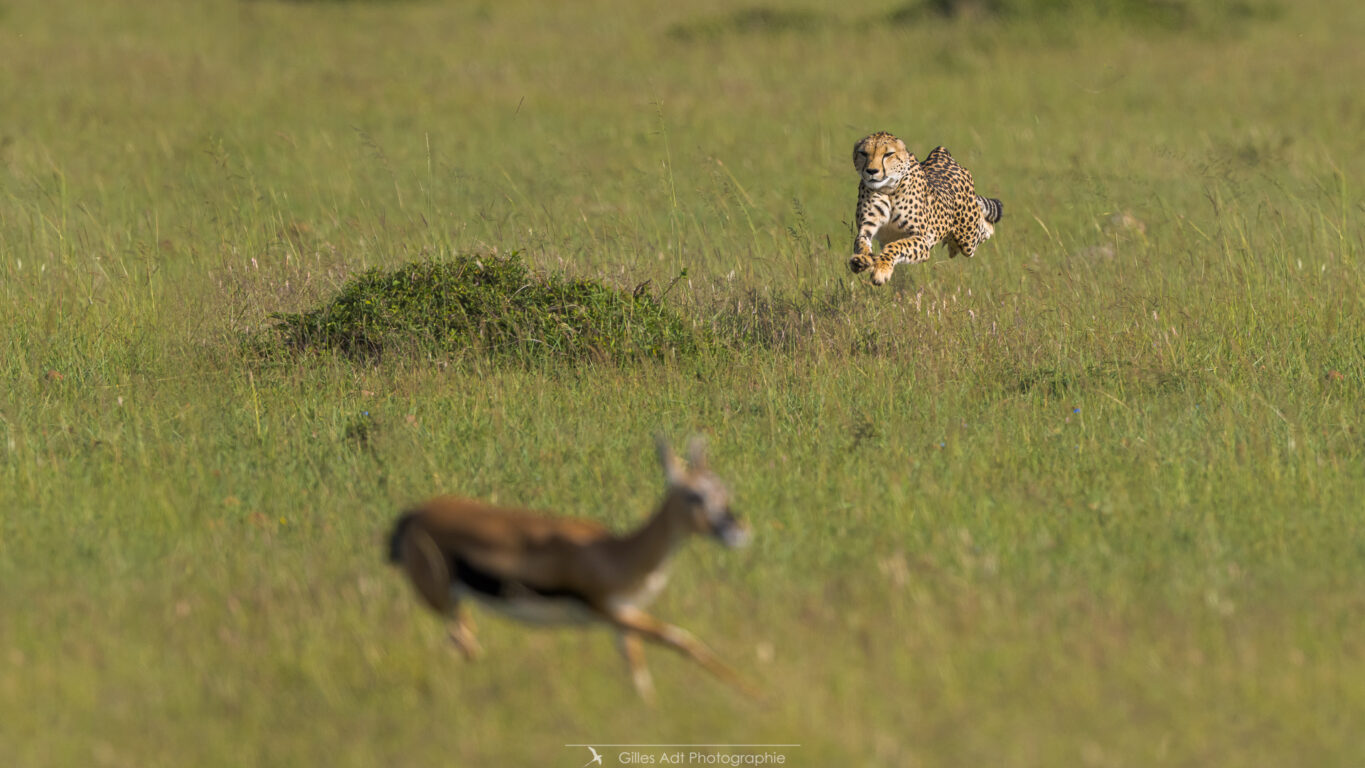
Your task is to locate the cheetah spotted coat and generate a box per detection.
[849,131,1003,286]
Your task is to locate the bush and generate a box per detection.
[267,253,700,364]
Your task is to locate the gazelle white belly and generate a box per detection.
[449,567,670,625]
[609,569,670,612]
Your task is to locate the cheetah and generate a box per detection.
[848,131,1003,286]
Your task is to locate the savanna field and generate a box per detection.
[3,0,1365,765]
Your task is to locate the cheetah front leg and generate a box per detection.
[850,237,875,274]
[849,191,889,275]
[870,236,933,286]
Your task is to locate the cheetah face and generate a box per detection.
[854,132,911,192]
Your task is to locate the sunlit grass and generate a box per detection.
[3,0,1365,765]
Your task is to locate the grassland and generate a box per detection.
[3,0,1365,765]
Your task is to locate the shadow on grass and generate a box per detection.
[1011,362,1197,398]
[886,0,1281,30]
[664,0,1281,43]
[705,286,864,352]
[666,7,828,41]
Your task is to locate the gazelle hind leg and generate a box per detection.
[399,524,451,612]
[447,602,482,661]
[398,525,480,660]
[617,631,656,704]
[601,605,761,700]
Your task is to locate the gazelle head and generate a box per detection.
[655,434,750,549]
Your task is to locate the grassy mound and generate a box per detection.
[268,253,699,363]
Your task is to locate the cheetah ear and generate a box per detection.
[894,136,909,154]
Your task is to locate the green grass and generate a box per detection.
[3,0,1365,765]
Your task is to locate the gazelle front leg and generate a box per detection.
[601,605,760,700]
[617,631,656,704]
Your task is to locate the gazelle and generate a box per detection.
[387,435,757,701]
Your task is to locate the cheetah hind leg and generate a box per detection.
[952,222,991,259]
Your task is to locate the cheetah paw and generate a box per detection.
[871,265,895,286]
[848,255,873,274]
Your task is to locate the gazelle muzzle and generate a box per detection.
[712,509,750,549]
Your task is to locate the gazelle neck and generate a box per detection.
[609,492,693,585]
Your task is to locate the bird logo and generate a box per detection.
[581,746,603,767]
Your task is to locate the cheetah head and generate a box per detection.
[854,132,910,192]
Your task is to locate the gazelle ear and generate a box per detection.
[655,434,684,485]
[685,435,708,472]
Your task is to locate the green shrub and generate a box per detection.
[267,253,700,364]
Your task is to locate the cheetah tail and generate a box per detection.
[978,197,1003,224]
